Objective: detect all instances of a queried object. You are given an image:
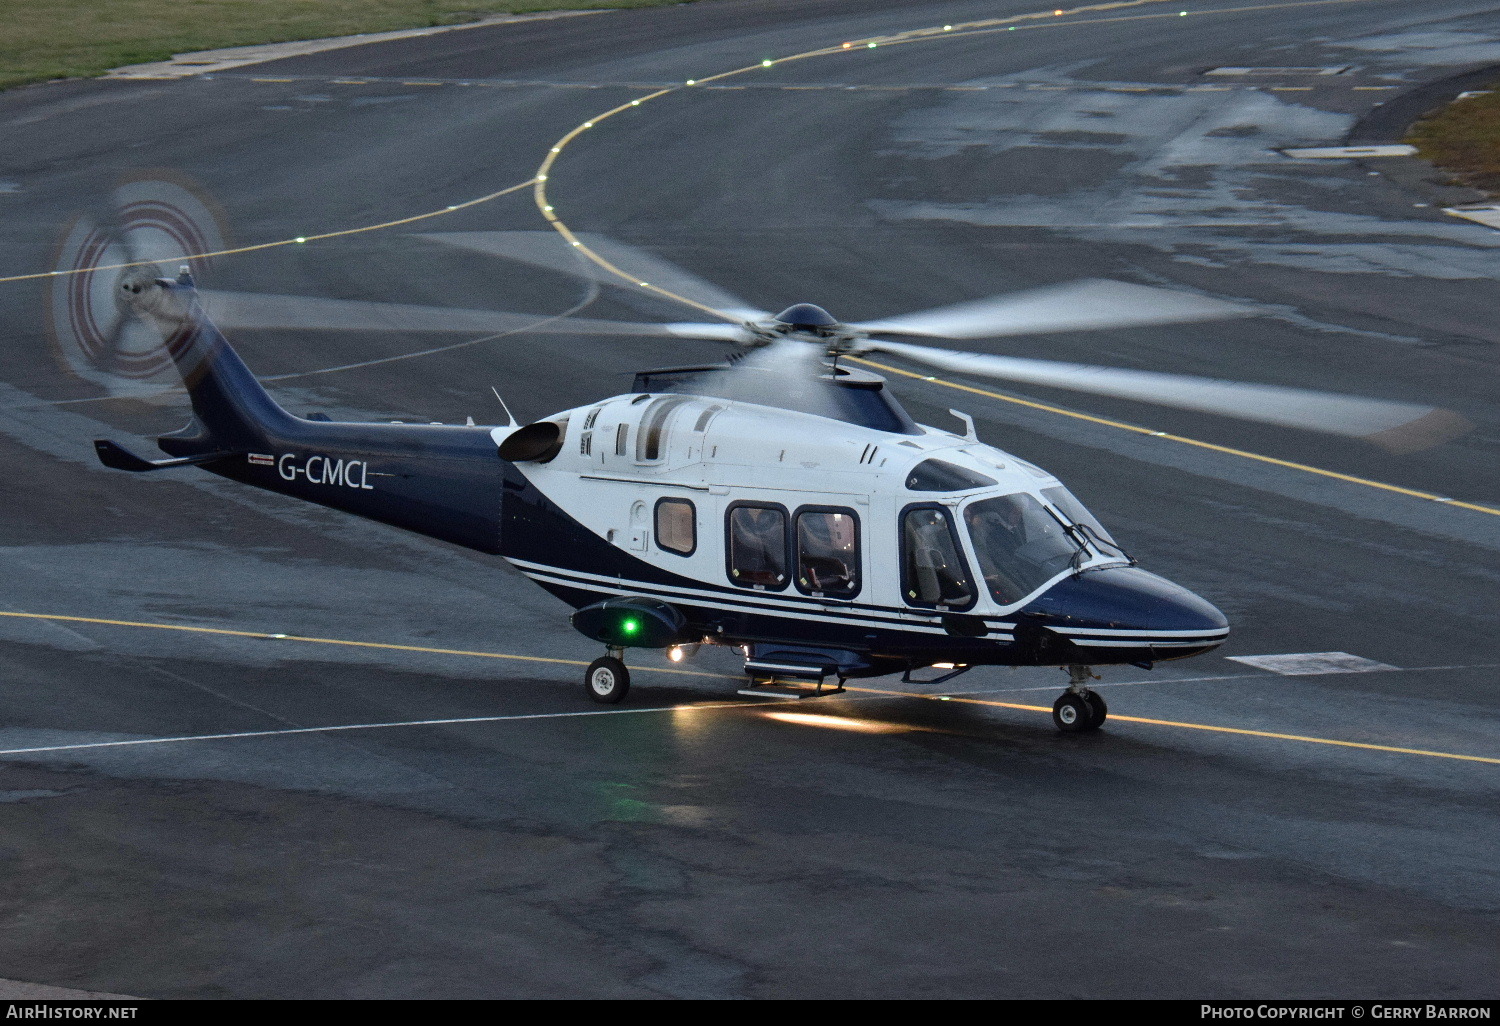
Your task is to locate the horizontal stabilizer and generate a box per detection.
[93,439,235,473]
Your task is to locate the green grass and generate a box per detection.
[1407,86,1500,195]
[0,0,694,91]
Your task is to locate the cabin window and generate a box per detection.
[727,504,788,590]
[900,506,974,609]
[655,498,696,556]
[964,493,1081,604]
[794,508,860,599]
[615,423,629,456]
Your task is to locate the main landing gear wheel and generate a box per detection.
[1052,692,1091,732]
[1053,691,1105,733]
[585,656,630,704]
[1084,690,1108,728]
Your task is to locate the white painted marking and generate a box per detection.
[1226,652,1399,675]
[1281,145,1416,159]
[0,700,784,757]
[1444,205,1500,230]
[1205,66,1350,76]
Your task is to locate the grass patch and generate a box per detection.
[0,0,693,92]
[1407,86,1500,195]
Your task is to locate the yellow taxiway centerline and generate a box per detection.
[2,609,1495,767]
[526,0,1499,519]
[0,609,721,679]
[842,687,1500,766]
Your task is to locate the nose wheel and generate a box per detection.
[585,651,630,704]
[1053,665,1107,732]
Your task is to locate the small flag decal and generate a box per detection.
[248,453,275,466]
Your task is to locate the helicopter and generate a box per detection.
[65,187,1468,732]
[67,184,1464,729]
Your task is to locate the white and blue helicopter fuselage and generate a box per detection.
[493,383,1229,686]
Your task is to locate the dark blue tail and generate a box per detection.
[151,270,299,458]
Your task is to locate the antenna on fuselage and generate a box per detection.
[491,387,519,428]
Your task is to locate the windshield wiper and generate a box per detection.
[1066,523,1136,574]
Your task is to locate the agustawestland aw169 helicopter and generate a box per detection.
[67,191,1469,732]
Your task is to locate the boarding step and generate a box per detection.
[737,679,847,700]
[744,657,833,681]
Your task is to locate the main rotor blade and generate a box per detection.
[869,340,1469,452]
[197,290,751,340]
[419,230,770,322]
[853,279,1252,340]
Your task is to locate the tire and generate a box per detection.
[1053,692,1096,733]
[1084,689,1108,728]
[585,656,630,704]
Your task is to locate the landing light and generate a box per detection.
[668,646,685,662]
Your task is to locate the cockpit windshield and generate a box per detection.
[1042,485,1131,563]
[963,493,1082,604]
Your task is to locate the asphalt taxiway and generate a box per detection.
[0,0,1496,998]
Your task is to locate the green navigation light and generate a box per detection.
[621,618,640,636]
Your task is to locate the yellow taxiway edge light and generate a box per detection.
[3,0,1371,290]
[0,179,537,284]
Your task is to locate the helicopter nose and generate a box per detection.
[1019,566,1229,662]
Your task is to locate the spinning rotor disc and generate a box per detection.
[49,178,226,392]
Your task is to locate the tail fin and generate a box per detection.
[136,268,298,457]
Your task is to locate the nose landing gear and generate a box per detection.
[585,648,630,704]
[1053,664,1107,732]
